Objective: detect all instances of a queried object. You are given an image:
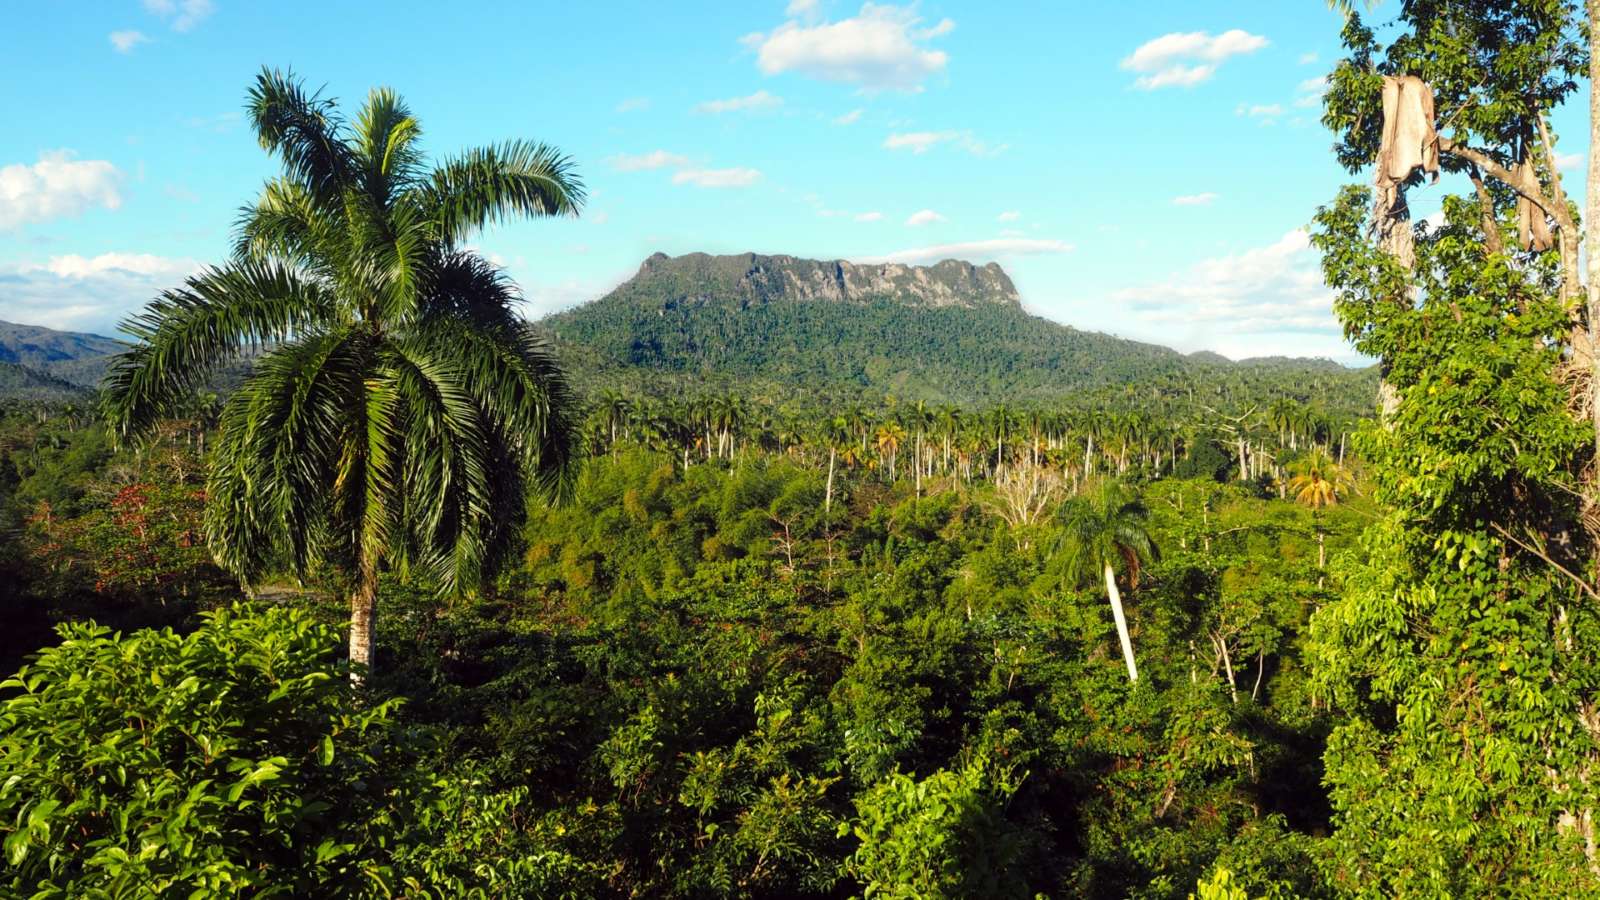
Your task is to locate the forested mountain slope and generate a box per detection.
[541,252,1376,415]
[0,320,126,388]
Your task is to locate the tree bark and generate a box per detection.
[1589,0,1600,460]
[348,562,378,683]
[1105,561,1139,682]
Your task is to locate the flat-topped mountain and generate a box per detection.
[541,252,1377,413]
[628,251,1022,310]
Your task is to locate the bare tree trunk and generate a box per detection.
[1105,562,1138,682]
[1217,635,1238,703]
[825,445,836,520]
[1589,0,1600,459]
[348,562,378,683]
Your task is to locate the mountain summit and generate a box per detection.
[629,251,1021,310]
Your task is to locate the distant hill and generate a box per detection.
[0,320,126,389]
[0,362,91,401]
[541,252,1378,415]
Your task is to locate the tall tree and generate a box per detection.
[1312,3,1600,891]
[1055,479,1157,682]
[103,69,583,677]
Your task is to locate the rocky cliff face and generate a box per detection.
[630,252,1021,310]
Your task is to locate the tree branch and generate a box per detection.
[1489,522,1600,603]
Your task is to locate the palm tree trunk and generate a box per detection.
[1105,561,1138,682]
[349,562,378,683]
[825,445,836,520]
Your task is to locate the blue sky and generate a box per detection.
[0,1,1589,362]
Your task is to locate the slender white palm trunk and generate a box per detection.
[1105,561,1138,682]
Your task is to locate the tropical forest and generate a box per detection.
[2,1,1599,898]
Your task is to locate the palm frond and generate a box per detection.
[247,67,353,207]
[205,327,364,578]
[418,141,585,246]
[103,261,336,440]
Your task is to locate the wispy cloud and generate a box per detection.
[997,211,1020,222]
[742,3,952,92]
[672,167,763,188]
[1293,75,1328,108]
[615,97,650,113]
[143,0,214,32]
[109,30,149,53]
[1121,29,1268,90]
[1236,103,1283,121]
[1172,193,1218,206]
[905,209,946,226]
[855,237,1074,265]
[608,150,689,172]
[883,130,1005,156]
[834,108,864,125]
[855,211,884,222]
[0,152,124,230]
[694,90,783,114]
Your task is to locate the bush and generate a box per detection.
[0,604,410,896]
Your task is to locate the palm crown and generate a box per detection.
[103,68,584,673]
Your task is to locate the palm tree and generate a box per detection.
[103,68,583,678]
[1055,479,1157,682]
[1288,448,1352,578]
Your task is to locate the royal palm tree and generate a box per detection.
[103,68,583,678]
[1288,448,1352,580]
[1056,479,1157,682]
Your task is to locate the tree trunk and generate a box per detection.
[1589,0,1600,460]
[348,563,378,683]
[825,445,836,520]
[1105,561,1139,682]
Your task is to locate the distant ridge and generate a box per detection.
[0,320,126,389]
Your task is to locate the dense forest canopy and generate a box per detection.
[5,0,1600,896]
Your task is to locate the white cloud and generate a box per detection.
[1113,229,1346,358]
[0,252,199,334]
[1121,29,1268,90]
[884,130,955,153]
[1298,52,1319,65]
[997,210,1020,222]
[1133,65,1216,90]
[1557,151,1584,171]
[834,108,864,125]
[109,30,149,53]
[695,90,783,114]
[608,150,689,172]
[855,237,1074,265]
[1173,192,1218,206]
[672,167,763,188]
[905,209,946,226]
[616,97,650,113]
[855,211,884,222]
[1294,75,1328,108]
[143,0,213,32]
[744,3,952,91]
[883,130,1006,156]
[1236,103,1283,119]
[786,0,819,16]
[0,152,124,230]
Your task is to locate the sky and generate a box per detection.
[0,1,1590,363]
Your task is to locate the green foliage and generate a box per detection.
[0,605,405,895]
[841,755,1028,899]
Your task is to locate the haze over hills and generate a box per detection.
[0,320,126,393]
[540,251,1377,414]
